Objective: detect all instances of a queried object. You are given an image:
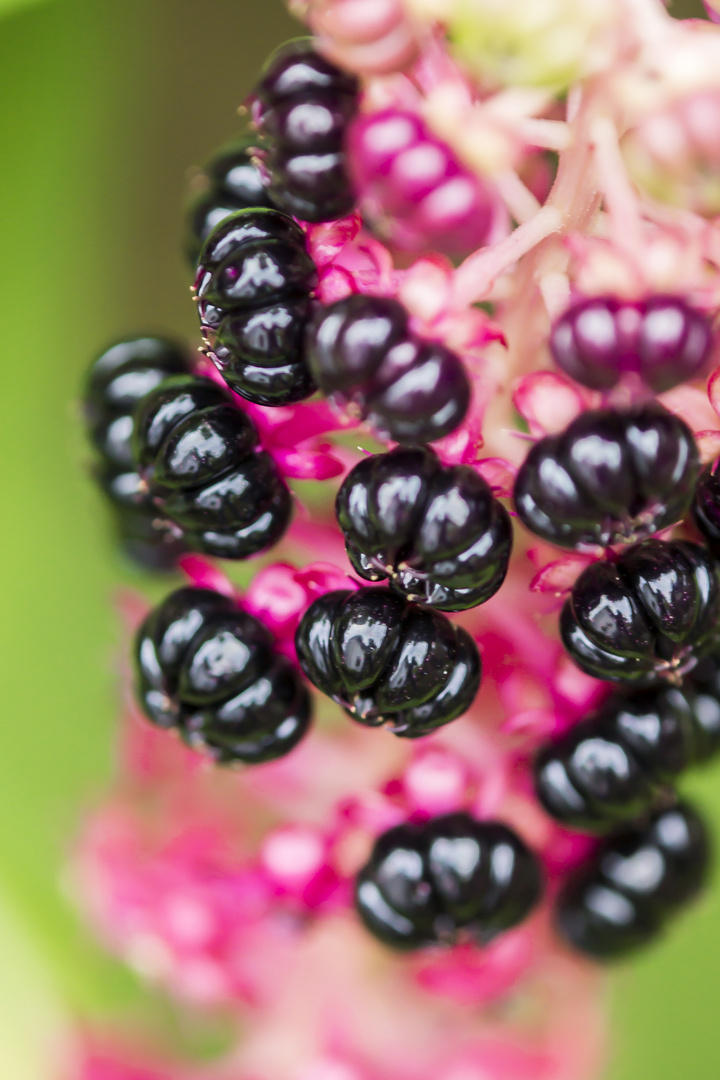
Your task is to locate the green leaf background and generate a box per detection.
[0,0,717,1076]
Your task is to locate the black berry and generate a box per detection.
[294,587,481,737]
[336,446,512,611]
[355,813,543,951]
[556,802,710,959]
[560,539,720,685]
[84,336,192,569]
[132,374,292,559]
[535,658,720,831]
[550,295,713,393]
[306,295,471,444]
[514,404,698,551]
[692,456,720,558]
[186,138,273,266]
[195,208,317,405]
[253,39,359,223]
[134,586,311,763]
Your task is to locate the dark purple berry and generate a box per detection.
[550,294,713,393]
[355,812,543,951]
[254,39,359,223]
[514,403,698,550]
[84,337,192,569]
[195,208,317,405]
[186,138,273,266]
[336,446,512,610]
[134,586,311,763]
[556,802,710,959]
[305,295,471,444]
[692,456,720,558]
[534,658,720,831]
[295,587,481,737]
[560,539,720,686]
[132,374,292,559]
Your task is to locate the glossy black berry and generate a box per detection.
[134,586,311,763]
[195,208,317,405]
[306,295,471,444]
[132,374,292,559]
[336,447,512,611]
[253,39,359,223]
[84,336,192,569]
[550,295,713,393]
[294,587,481,737]
[535,660,720,831]
[692,456,720,558]
[514,404,698,551]
[556,802,710,959]
[355,813,543,951]
[560,539,720,686]
[186,138,273,266]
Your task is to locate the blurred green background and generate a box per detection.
[0,0,718,1076]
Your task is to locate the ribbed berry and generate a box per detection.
[84,336,192,569]
[692,457,720,557]
[132,374,292,559]
[347,109,494,257]
[514,404,699,550]
[134,586,311,763]
[550,295,713,393]
[253,38,359,222]
[186,138,273,266]
[336,447,512,610]
[355,813,543,951]
[556,802,710,959]
[560,539,720,686]
[535,657,720,831]
[195,208,318,405]
[294,587,481,737]
[305,295,470,444]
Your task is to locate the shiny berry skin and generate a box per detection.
[336,447,512,611]
[550,295,713,393]
[134,586,311,763]
[556,802,710,959]
[294,587,481,737]
[347,109,494,257]
[535,661,720,831]
[355,813,543,951]
[560,539,720,686]
[253,38,359,222]
[305,295,470,444]
[186,138,273,266]
[84,336,192,569]
[514,404,699,551]
[195,208,317,405]
[132,374,292,559]
[692,457,720,557]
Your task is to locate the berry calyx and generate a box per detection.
[336,446,512,610]
[305,294,471,444]
[135,586,312,763]
[195,208,318,406]
[550,295,713,393]
[514,403,699,551]
[355,812,543,950]
[556,802,710,959]
[253,38,359,223]
[560,539,720,686]
[294,587,481,736]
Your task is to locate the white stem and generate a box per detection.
[591,115,644,261]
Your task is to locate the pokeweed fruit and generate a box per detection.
[355,812,543,950]
[294,587,481,736]
[560,539,720,686]
[195,208,318,405]
[556,802,710,959]
[305,294,471,444]
[336,446,512,610]
[134,586,312,763]
[132,374,292,559]
[514,404,699,551]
